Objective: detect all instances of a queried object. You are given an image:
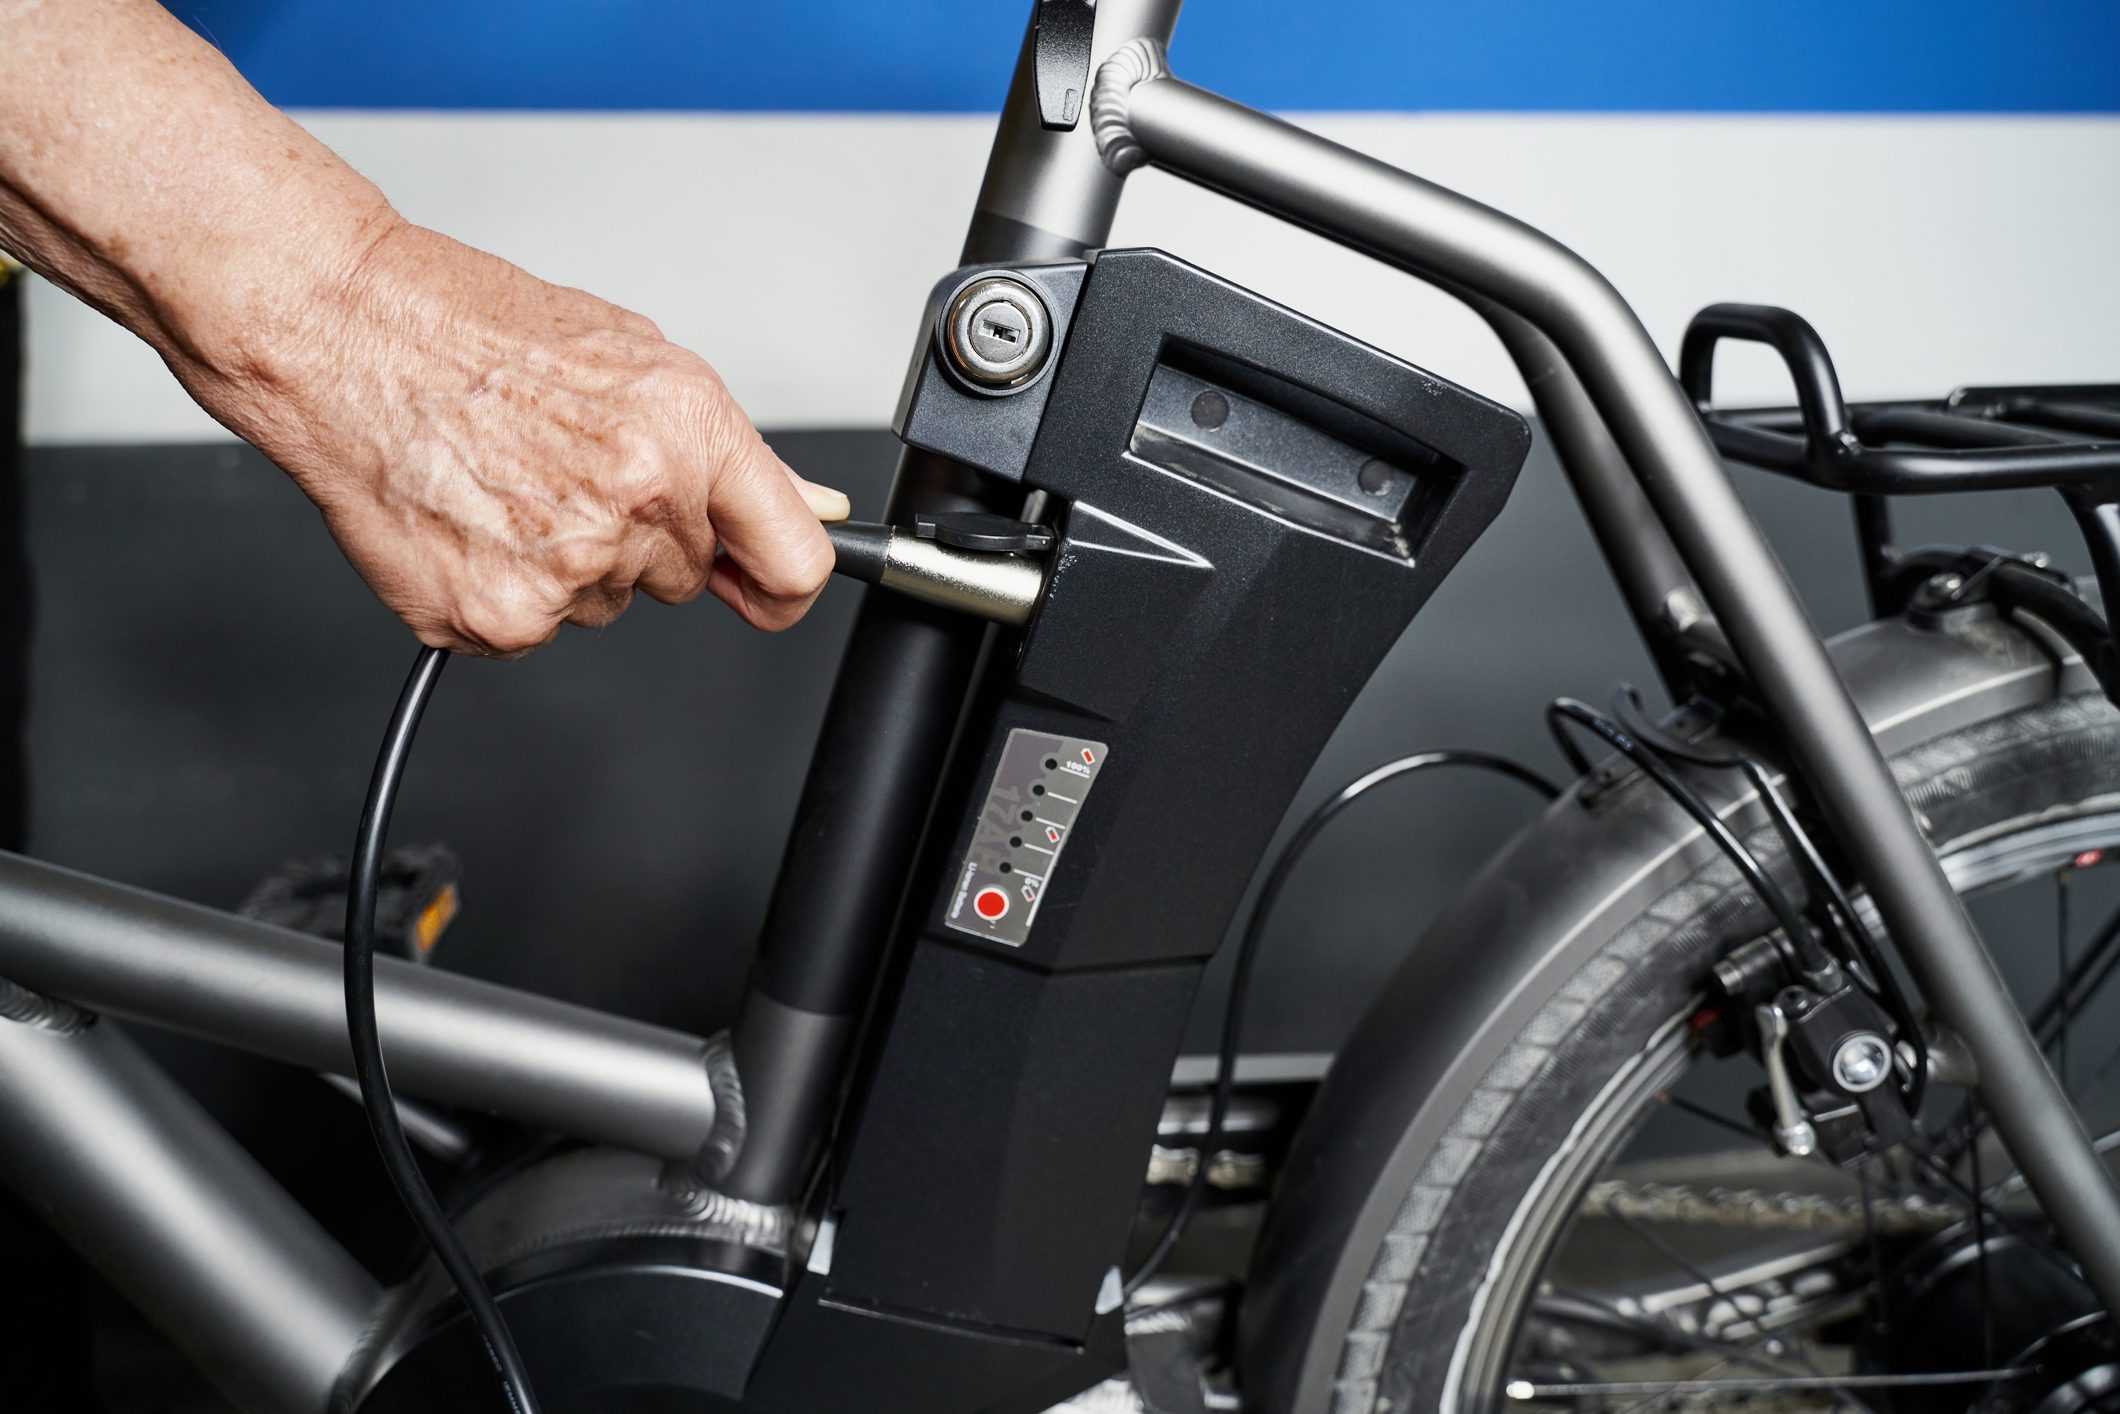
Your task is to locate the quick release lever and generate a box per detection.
[826,512,1053,626]
[1031,0,1097,131]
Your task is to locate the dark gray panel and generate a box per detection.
[2,270,23,851]
[19,430,900,1275]
[21,427,2084,1068]
[23,431,899,1034]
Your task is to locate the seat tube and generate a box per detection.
[722,0,1185,1205]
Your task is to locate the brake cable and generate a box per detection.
[1122,749,1560,1300]
[1547,696,1825,977]
[1603,684,1929,1106]
[1557,688,1928,1110]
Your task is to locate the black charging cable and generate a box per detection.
[1122,749,1560,1300]
[345,646,540,1414]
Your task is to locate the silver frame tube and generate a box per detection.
[722,0,1183,1203]
[962,0,1185,262]
[1102,64,2120,1316]
[0,850,718,1159]
[0,1013,378,1413]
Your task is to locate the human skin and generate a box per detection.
[0,0,846,655]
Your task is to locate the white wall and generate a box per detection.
[23,111,2120,445]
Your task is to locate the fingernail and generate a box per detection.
[800,480,852,522]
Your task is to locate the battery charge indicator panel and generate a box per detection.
[944,728,1109,948]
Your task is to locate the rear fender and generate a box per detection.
[1238,611,2084,1414]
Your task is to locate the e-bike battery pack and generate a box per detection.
[750,249,1530,1409]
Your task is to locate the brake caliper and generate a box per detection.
[1717,939,1914,1164]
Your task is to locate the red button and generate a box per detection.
[973,887,1010,921]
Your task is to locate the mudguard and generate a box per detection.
[1238,610,2088,1414]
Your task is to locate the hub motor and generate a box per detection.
[1866,1221,2118,1414]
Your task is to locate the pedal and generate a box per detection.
[1125,1307,1211,1414]
[241,844,477,1163]
[237,842,462,964]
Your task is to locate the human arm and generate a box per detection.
[0,0,844,653]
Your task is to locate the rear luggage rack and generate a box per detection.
[1683,302,2120,638]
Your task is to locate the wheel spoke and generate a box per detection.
[1909,1145,2094,1296]
[1944,878,2120,1163]
[1656,1091,1760,1143]
[2058,871,2073,1092]
[2068,1034,2120,1106]
[1969,1131,1997,1369]
[1540,1287,1836,1376]
[1992,1126,2120,1200]
[1505,1366,2035,1407]
[1856,1161,1892,1362]
[1605,1341,1804,1414]
[1494,829,2120,1414]
[2039,884,2120,1051]
[1604,1209,1875,1414]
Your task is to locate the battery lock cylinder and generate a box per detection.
[940,276,1055,391]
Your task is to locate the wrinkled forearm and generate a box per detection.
[0,0,839,652]
[0,0,400,407]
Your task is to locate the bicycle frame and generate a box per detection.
[1,3,2115,1410]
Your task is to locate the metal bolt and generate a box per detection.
[1832,1032,1894,1093]
[941,276,1052,390]
[1659,587,1711,637]
[1925,572,1965,600]
[1777,1118,1819,1159]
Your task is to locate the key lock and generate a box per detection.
[819,2,1099,621]
[825,271,1062,625]
[943,278,1056,392]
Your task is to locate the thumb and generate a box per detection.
[794,476,852,522]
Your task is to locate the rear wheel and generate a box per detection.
[1331,689,2120,1414]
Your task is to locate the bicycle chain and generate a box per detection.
[1582,1178,1963,1235]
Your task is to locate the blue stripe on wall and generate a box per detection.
[165,1,2120,114]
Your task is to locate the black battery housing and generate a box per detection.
[747,249,1530,1410]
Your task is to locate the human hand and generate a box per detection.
[196,220,846,656]
[1,0,843,654]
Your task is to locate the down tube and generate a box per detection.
[0,1000,378,1413]
[1107,71,2120,1314]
